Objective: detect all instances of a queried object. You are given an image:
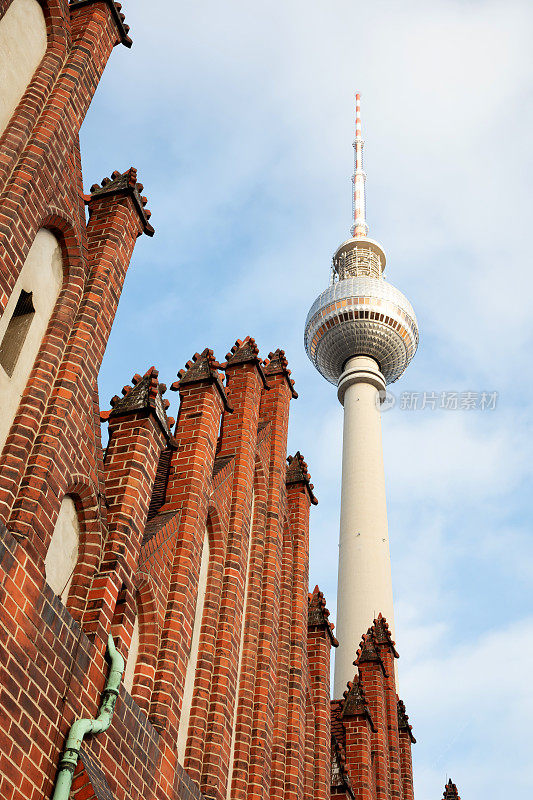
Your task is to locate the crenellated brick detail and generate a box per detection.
[263,348,298,399]
[442,778,461,800]
[286,451,318,506]
[331,735,354,800]
[341,676,375,800]
[354,631,390,800]
[104,368,171,561]
[69,0,133,48]
[88,168,154,236]
[308,585,338,647]
[88,367,171,658]
[397,700,415,800]
[369,616,401,800]
[308,587,337,800]
[223,336,268,389]
[332,615,419,800]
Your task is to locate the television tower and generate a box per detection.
[304,94,419,697]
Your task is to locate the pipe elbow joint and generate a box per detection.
[52,635,124,800]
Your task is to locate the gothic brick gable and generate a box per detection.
[0,4,434,800]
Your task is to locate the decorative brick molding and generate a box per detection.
[341,676,375,730]
[397,700,416,744]
[105,366,173,439]
[308,585,338,646]
[69,0,132,47]
[397,700,415,800]
[88,168,154,236]
[263,348,298,398]
[171,348,232,412]
[371,614,399,659]
[367,616,401,800]
[331,736,354,799]
[327,615,419,800]
[223,336,269,389]
[286,451,318,506]
[442,779,461,800]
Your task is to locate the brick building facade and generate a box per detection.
[0,3,457,800]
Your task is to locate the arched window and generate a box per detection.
[0,0,47,137]
[123,608,139,694]
[45,496,80,604]
[0,228,63,450]
[0,289,35,375]
[177,529,210,763]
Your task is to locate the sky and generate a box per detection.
[80,2,533,797]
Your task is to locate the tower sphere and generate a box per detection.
[304,237,419,385]
[305,93,419,387]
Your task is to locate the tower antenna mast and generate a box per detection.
[351,93,368,238]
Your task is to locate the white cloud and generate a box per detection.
[403,617,533,798]
[384,409,531,504]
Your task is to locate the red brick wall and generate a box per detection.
[199,353,263,800]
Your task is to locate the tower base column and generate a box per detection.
[333,356,394,698]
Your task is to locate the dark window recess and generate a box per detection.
[147,447,172,521]
[0,290,35,376]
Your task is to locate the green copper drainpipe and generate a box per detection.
[52,634,124,800]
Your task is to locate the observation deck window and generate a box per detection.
[334,246,383,280]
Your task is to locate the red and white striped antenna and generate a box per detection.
[351,93,368,238]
